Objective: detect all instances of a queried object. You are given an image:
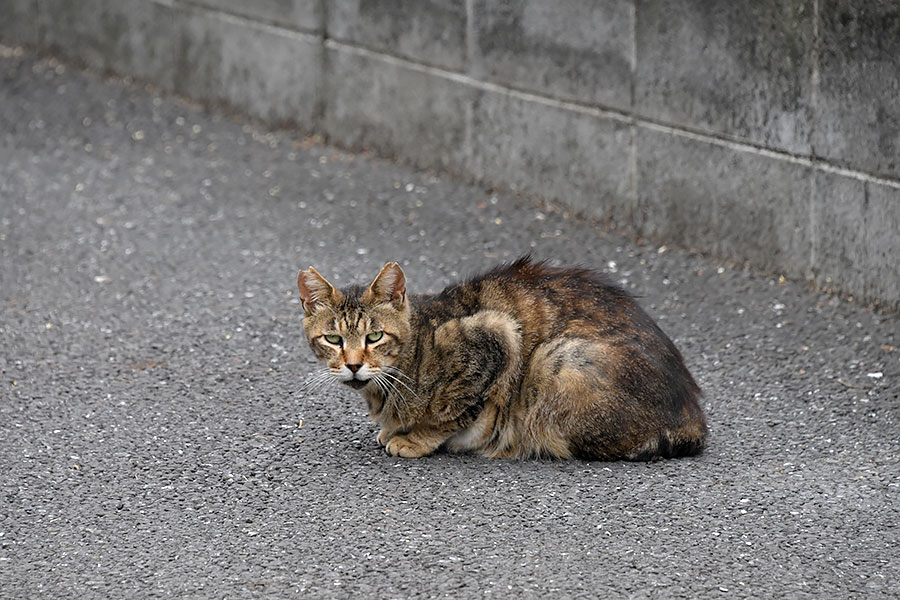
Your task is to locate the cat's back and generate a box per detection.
[417,256,636,340]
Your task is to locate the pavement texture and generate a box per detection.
[1,46,898,599]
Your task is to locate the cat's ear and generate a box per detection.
[297,266,342,314]
[363,262,406,308]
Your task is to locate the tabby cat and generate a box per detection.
[297,257,707,460]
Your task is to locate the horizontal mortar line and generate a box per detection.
[324,38,633,127]
[164,0,322,44]
[814,161,900,190]
[326,39,900,192]
[325,36,472,77]
[637,119,900,191]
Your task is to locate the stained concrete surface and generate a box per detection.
[327,0,467,71]
[1,48,898,598]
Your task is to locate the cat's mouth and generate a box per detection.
[343,379,369,390]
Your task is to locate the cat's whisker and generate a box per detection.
[301,368,340,393]
[301,373,329,389]
[303,381,330,395]
[380,371,419,401]
[373,376,400,418]
[372,375,388,398]
[379,365,415,387]
[372,368,417,412]
[370,372,391,405]
[372,372,397,403]
[382,365,415,384]
[304,368,334,383]
[307,376,334,391]
[374,373,413,424]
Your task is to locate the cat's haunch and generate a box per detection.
[298,256,707,460]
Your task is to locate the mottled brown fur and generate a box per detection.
[297,257,708,460]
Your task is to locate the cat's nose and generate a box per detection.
[346,364,362,373]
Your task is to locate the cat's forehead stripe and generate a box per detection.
[331,310,373,333]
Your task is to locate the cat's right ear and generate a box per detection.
[297,266,342,314]
[363,262,406,308]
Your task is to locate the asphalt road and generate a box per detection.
[1,46,898,599]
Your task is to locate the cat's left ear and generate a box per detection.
[363,262,406,308]
[297,266,342,314]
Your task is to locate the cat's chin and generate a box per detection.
[343,379,370,390]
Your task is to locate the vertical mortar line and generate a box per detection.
[34,0,43,45]
[860,179,869,303]
[163,0,192,98]
[30,0,39,44]
[809,0,820,279]
[809,0,820,154]
[464,0,477,176]
[316,0,328,129]
[156,0,178,93]
[628,0,639,231]
[808,169,818,281]
[37,0,52,46]
[465,0,477,76]
[320,0,329,41]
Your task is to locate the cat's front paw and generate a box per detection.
[376,428,394,447]
[385,434,431,458]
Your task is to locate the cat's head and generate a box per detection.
[297,262,412,391]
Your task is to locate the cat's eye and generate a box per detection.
[323,334,342,345]
[366,331,384,343]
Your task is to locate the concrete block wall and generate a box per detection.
[1,0,898,309]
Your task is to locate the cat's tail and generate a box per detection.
[627,424,708,461]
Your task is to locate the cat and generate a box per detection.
[297,256,707,460]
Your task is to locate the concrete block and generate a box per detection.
[39,0,177,87]
[322,46,471,172]
[470,0,632,110]
[813,174,900,308]
[635,127,813,275]
[172,8,322,126]
[814,2,900,179]
[468,91,632,225]
[179,0,324,33]
[635,0,814,155]
[327,0,466,71]
[0,0,39,46]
